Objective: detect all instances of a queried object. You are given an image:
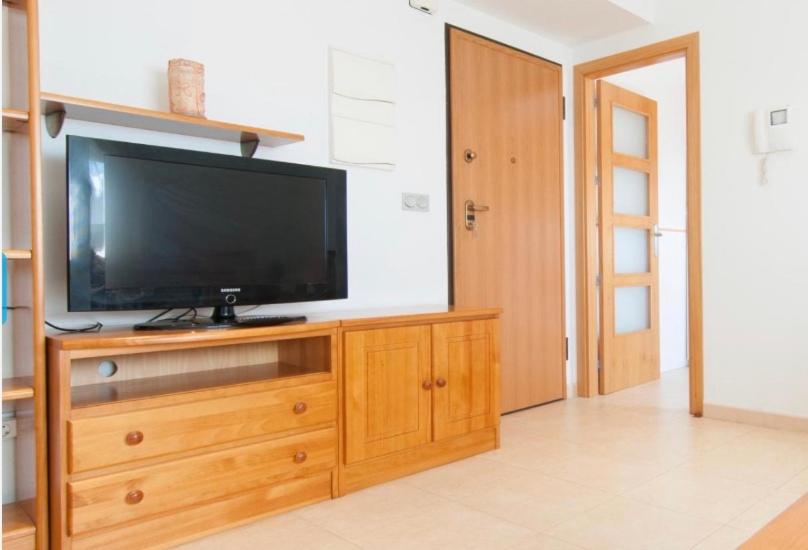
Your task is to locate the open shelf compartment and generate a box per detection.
[2,109,29,133]
[2,502,36,546]
[2,377,34,401]
[70,335,332,408]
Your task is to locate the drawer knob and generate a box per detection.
[125,490,144,505]
[436,377,447,388]
[422,380,433,390]
[293,401,307,415]
[293,450,307,464]
[125,431,144,446]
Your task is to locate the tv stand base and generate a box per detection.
[134,314,307,331]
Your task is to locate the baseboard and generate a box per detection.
[704,403,808,433]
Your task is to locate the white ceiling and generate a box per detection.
[454,0,654,46]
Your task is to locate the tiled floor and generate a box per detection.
[180,368,808,549]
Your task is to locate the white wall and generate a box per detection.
[29,0,808,419]
[605,58,688,373]
[576,0,808,418]
[38,1,576,383]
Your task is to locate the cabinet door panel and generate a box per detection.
[433,320,497,441]
[344,326,431,463]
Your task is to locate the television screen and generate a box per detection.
[67,136,347,312]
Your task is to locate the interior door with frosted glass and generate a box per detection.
[597,80,660,394]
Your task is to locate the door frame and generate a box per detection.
[574,33,703,415]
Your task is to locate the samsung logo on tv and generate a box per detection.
[220,288,242,293]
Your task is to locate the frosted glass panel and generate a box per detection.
[615,286,650,334]
[613,106,648,158]
[614,227,649,273]
[613,167,649,216]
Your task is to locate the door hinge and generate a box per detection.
[565,337,569,361]
[595,273,601,286]
[597,360,602,370]
[594,95,599,109]
[562,96,566,120]
[594,174,601,186]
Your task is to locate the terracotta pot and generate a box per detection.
[168,59,206,118]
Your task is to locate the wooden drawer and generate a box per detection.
[68,427,336,536]
[71,471,333,550]
[69,381,336,473]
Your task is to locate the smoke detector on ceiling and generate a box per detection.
[409,0,437,15]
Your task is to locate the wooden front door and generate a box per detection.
[448,28,566,412]
[597,80,660,394]
[432,320,497,441]
[343,326,432,463]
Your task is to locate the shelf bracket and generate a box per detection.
[240,132,259,158]
[45,104,66,138]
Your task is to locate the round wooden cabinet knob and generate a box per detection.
[436,378,447,388]
[293,401,307,415]
[422,380,433,390]
[293,451,307,464]
[125,490,144,505]
[125,431,144,446]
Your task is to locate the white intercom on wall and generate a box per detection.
[754,106,796,153]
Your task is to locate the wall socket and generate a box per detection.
[401,193,430,213]
[2,419,17,440]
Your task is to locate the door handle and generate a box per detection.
[653,224,663,257]
[464,200,490,230]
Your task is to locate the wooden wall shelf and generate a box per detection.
[2,502,35,545]
[40,92,305,157]
[2,109,29,133]
[2,0,26,11]
[3,248,33,260]
[2,377,35,401]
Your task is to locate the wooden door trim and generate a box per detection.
[574,33,703,416]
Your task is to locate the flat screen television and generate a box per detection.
[67,136,347,327]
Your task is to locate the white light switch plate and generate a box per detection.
[402,193,430,212]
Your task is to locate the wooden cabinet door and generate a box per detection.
[432,320,498,441]
[344,326,432,463]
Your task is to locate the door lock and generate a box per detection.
[464,200,490,230]
[464,149,477,163]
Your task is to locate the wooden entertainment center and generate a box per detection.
[47,307,501,549]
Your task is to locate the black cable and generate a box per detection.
[45,320,103,333]
[167,307,196,321]
[145,308,173,323]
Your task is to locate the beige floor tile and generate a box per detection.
[485,434,602,474]
[780,467,808,493]
[507,532,587,549]
[536,447,672,493]
[728,487,805,532]
[548,496,723,550]
[627,464,771,523]
[691,526,756,550]
[686,436,808,489]
[455,470,613,531]
[401,454,528,499]
[342,499,534,550]
[296,480,447,538]
[176,513,358,549]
